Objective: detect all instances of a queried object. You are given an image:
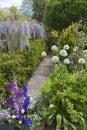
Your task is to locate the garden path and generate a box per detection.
[27,52,52,99]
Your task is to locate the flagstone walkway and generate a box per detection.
[27,53,52,99]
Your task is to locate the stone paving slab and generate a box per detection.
[28,53,52,99]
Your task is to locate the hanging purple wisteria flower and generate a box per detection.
[29,22,47,39]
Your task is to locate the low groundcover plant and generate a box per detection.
[0,81,37,130]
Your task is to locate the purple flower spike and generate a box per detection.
[23,118,31,126]
[69,61,74,65]
[6,82,16,91]
[23,96,30,109]
[22,83,27,97]
[5,96,14,105]
[1,81,34,127]
[14,90,23,99]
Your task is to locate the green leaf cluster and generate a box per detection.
[0,38,48,90]
[40,65,87,130]
[43,0,87,30]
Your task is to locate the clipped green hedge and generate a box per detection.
[0,38,49,90]
[43,0,87,30]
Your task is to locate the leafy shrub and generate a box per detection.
[43,0,87,30]
[59,23,76,53]
[0,38,49,88]
[32,0,47,21]
[48,22,86,73]
[66,52,79,73]
[40,65,87,130]
[46,29,59,47]
[75,22,87,49]
[0,73,6,94]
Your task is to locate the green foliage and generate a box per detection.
[40,65,87,130]
[0,38,48,89]
[0,73,5,94]
[43,0,87,30]
[32,0,48,21]
[66,53,79,73]
[20,0,33,19]
[75,24,87,49]
[46,29,59,47]
[8,6,21,20]
[0,8,8,21]
[0,6,23,21]
[59,23,76,53]
[48,22,86,73]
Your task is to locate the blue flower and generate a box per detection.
[23,96,30,109]
[22,83,27,97]
[23,118,31,126]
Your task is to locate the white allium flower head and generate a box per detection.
[64,44,70,50]
[41,51,47,57]
[64,58,70,64]
[30,96,33,102]
[18,120,22,124]
[73,46,78,52]
[78,58,85,64]
[51,45,58,51]
[51,56,59,63]
[12,115,16,119]
[21,109,25,114]
[79,20,82,23]
[60,49,68,57]
[83,50,87,54]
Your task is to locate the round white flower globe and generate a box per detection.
[12,115,16,119]
[60,49,68,57]
[30,96,33,102]
[83,50,87,54]
[64,59,70,64]
[64,44,70,50]
[51,45,58,51]
[18,120,22,124]
[21,109,25,114]
[41,51,47,57]
[73,46,78,52]
[78,58,85,64]
[51,56,59,63]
